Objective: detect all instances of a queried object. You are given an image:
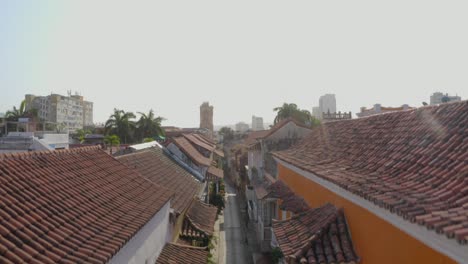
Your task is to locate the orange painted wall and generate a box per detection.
[278,163,456,264]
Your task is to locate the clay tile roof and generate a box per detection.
[0,146,173,264]
[280,195,310,214]
[185,199,218,236]
[266,180,294,199]
[214,149,225,158]
[207,166,224,179]
[255,183,270,200]
[183,134,215,152]
[156,243,208,264]
[244,130,270,146]
[273,100,468,244]
[193,133,216,146]
[116,147,202,214]
[172,137,212,166]
[273,203,359,264]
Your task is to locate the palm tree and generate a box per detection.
[5,100,39,131]
[136,109,165,141]
[104,134,120,154]
[5,100,27,120]
[105,109,136,144]
[273,103,320,127]
[273,103,300,124]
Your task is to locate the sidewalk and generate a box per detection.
[237,187,260,264]
[211,209,225,264]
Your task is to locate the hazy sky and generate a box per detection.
[1,1,467,127]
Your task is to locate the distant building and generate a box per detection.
[235,122,249,132]
[0,113,5,136]
[200,102,214,137]
[313,94,347,120]
[0,131,69,153]
[251,115,264,131]
[430,92,461,105]
[321,111,352,122]
[24,92,93,131]
[312,106,321,119]
[357,104,413,118]
[319,94,336,114]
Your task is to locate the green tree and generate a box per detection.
[273,103,300,124]
[104,134,120,154]
[5,100,39,131]
[136,109,165,141]
[219,127,234,141]
[75,129,92,142]
[143,137,154,143]
[273,103,320,127]
[105,109,136,144]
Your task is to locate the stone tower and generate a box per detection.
[200,102,214,133]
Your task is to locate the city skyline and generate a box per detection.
[1,1,467,127]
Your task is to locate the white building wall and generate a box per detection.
[41,134,69,149]
[167,143,206,177]
[266,122,311,142]
[248,149,263,181]
[109,201,171,264]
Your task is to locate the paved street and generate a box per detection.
[221,182,252,264]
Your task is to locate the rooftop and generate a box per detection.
[0,147,173,263]
[171,136,212,166]
[245,118,312,146]
[183,133,214,152]
[116,147,202,214]
[273,100,468,245]
[156,243,208,264]
[273,203,359,264]
[207,166,224,180]
[185,199,218,237]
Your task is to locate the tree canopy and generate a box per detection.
[219,126,234,141]
[273,103,320,127]
[104,108,165,144]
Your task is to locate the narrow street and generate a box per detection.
[221,181,253,264]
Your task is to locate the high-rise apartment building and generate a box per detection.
[430,92,461,105]
[24,93,93,131]
[251,115,264,131]
[319,94,336,114]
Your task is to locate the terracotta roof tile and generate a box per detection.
[0,147,173,263]
[172,137,212,166]
[273,203,359,263]
[244,130,270,146]
[156,243,208,264]
[193,133,215,146]
[185,199,218,236]
[266,180,294,199]
[214,149,225,158]
[280,195,310,214]
[273,100,468,245]
[183,134,215,153]
[207,166,224,179]
[116,147,202,214]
